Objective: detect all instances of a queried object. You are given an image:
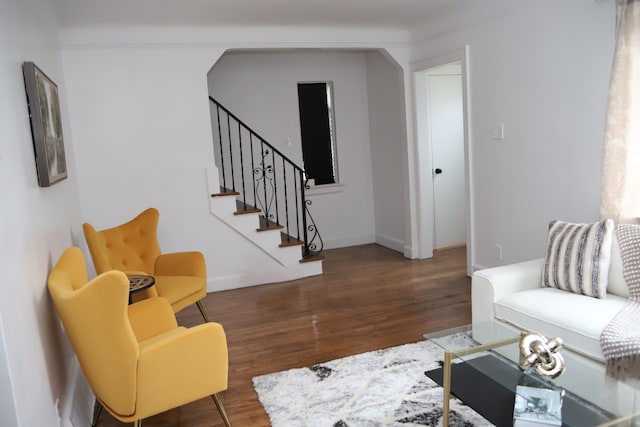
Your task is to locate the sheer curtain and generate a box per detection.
[600,0,640,224]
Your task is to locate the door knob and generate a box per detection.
[434,168,443,175]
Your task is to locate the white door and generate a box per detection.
[427,66,466,248]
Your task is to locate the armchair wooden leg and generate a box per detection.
[133,420,142,427]
[92,400,103,427]
[196,300,210,323]
[211,393,232,427]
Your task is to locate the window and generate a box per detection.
[297,81,338,185]
[600,0,640,223]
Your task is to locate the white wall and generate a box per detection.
[411,0,617,268]
[208,50,378,249]
[60,33,411,291]
[0,0,84,425]
[60,45,274,290]
[365,51,407,252]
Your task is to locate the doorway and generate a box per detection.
[413,48,473,275]
[426,62,465,248]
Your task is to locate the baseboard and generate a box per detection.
[375,234,405,254]
[207,274,252,292]
[323,235,375,250]
[404,244,418,259]
[61,357,93,427]
[473,263,488,271]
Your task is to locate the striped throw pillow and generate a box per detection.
[542,219,614,298]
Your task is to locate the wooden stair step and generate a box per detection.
[257,216,284,231]
[234,200,261,215]
[279,232,303,247]
[211,186,240,198]
[300,255,325,263]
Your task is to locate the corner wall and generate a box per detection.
[365,51,407,252]
[60,31,412,291]
[208,50,380,250]
[410,0,617,268]
[0,0,84,424]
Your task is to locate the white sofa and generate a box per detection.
[471,236,629,366]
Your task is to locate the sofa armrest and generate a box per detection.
[471,258,544,324]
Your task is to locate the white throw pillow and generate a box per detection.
[542,219,614,299]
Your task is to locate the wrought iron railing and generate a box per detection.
[209,96,323,259]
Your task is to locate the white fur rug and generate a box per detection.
[252,341,493,427]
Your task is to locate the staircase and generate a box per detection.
[207,97,323,281]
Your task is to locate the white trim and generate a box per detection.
[473,263,489,272]
[306,182,345,196]
[61,357,93,427]
[207,274,251,292]
[323,235,375,250]
[410,46,475,276]
[375,233,405,253]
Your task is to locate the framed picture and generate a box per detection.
[22,62,67,187]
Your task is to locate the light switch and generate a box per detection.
[492,123,504,140]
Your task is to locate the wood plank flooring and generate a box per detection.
[97,243,471,427]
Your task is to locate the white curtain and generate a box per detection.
[600,0,640,224]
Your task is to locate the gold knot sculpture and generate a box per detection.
[519,333,566,378]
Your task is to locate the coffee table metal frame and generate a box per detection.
[437,333,522,427]
[426,324,640,427]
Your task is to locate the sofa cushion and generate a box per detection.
[495,288,627,362]
[542,219,614,299]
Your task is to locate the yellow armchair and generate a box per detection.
[47,247,231,427]
[82,207,209,321]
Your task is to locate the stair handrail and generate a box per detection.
[209,95,323,259]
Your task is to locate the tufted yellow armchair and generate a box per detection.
[47,246,231,427]
[83,207,209,322]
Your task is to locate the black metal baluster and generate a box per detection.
[238,122,247,210]
[249,133,257,207]
[301,173,310,257]
[282,159,290,243]
[226,114,235,192]
[272,149,279,226]
[294,169,301,241]
[216,106,227,191]
[261,140,269,223]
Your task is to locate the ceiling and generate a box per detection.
[51,0,467,30]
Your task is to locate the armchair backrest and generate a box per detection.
[47,247,139,417]
[83,208,162,275]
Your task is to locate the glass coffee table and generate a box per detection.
[424,322,640,427]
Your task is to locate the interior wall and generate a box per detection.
[365,51,407,252]
[60,45,283,292]
[58,23,411,291]
[208,50,377,249]
[0,0,83,424]
[411,0,617,268]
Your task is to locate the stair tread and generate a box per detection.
[279,232,304,247]
[235,199,261,215]
[257,216,284,231]
[211,191,240,197]
[211,186,240,198]
[300,255,325,263]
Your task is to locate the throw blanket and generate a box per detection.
[600,223,640,379]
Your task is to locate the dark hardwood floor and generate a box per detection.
[97,243,471,426]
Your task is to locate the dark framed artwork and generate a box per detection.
[22,62,67,187]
